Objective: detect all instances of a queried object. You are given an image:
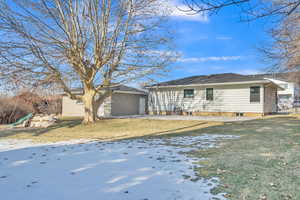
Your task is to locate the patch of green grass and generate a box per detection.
[179,117,300,200]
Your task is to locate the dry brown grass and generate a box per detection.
[0,125,9,130]
[0,118,222,143]
[262,113,300,119]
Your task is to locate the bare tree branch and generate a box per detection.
[182,0,300,20]
[0,0,177,124]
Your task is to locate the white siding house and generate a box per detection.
[248,73,300,111]
[147,73,282,117]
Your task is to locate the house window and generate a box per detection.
[206,88,214,101]
[250,86,260,103]
[184,89,194,98]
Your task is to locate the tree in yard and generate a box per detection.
[260,11,300,77]
[0,0,176,124]
[181,0,300,19]
[181,0,300,77]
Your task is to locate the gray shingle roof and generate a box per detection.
[110,85,147,94]
[149,73,268,87]
[69,84,147,95]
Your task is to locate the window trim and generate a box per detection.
[184,89,194,98]
[206,88,214,101]
[250,86,261,103]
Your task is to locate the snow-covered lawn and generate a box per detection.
[0,134,236,200]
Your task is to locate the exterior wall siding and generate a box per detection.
[62,96,85,117]
[148,84,265,114]
[264,85,277,113]
[62,96,112,117]
[97,96,112,117]
[62,93,146,117]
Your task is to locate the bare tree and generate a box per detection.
[0,0,176,124]
[182,0,300,78]
[260,11,300,75]
[182,0,300,19]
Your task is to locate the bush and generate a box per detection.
[0,92,62,124]
[0,97,33,124]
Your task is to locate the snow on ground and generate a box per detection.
[0,134,237,200]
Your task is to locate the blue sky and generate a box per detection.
[162,1,273,82]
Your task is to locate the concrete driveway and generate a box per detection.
[110,115,260,122]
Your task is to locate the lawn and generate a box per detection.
[0,118,221,142]
[1,116,300,199]
[177,116,300,200]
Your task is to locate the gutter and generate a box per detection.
[146,80,272,89]
[114,91,147,95]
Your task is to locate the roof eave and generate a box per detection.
[113,90,147,95]
[62,90,147,96]
[146,80,271,89]
[265,81,285,91]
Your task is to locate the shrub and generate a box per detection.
[0,92,62,124]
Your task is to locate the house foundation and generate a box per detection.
[148,111,264,117]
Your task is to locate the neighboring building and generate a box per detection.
[146,73,283,117]
[247,73,300,111]
[62,85,147,117]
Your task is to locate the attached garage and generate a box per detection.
[62,85,147,117]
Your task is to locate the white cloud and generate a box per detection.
[146,50,179,57]
[164,1,209,22]
[178,56,243,63]
[216,36,232,40]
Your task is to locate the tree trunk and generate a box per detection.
[82,91,96,124]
